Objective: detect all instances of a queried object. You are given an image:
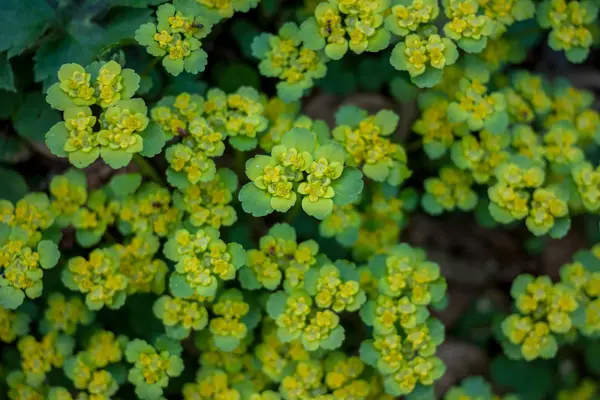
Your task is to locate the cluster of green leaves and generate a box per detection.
[417,65,600,240]
[2,0,600,399]
[45,61,166,168]
[240,127,364,219]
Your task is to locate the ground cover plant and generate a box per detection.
[1,0,600,398]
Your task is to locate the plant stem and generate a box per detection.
[133,154,166,186]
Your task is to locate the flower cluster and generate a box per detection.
[63,353,120,398]
[352,186,418,261]
[240,223,319,291]
[46,61,166,168]
[359,244,447,396]
[116,233,168,295]
[240,127,363,219]
[0,193,54,247]
[537,0,599,63]
[0,305,30,343]
[332,106,410,185]
[136,3,213,76]
[488,156,570,237]
[560,249,600,337]
[18,332,74,387]
[501,274,578,360]
[209,289,258,351]
[62,247,128,310]
[174,168,239,230]
[0,218,60,309]
[7,0,600,398]
[390,26,459,88]
[118,182,181,237]
[253,23,328,102]
[265,269,348,351]
[422,166,477,215]
[447,72,509,133]
[300,0,391,60]
[261,101,330,162]
[413,93,468,159]
[154,293,211,339]
[442,0,497,53]
[163,227,246,297]
[40,293,94,335]
[125,337,184,400]
[278,353,378,399]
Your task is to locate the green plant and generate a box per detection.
[1,0,600,399]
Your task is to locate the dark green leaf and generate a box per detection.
[12,93,61,142]
[0,166,28,203]
[0,52,16,92]
[0,0,55,57]
[109,0,169,7]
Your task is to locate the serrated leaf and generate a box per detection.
[238,183,273,217]
[103,8,154,45]
[0,0,55,58]
[13,93,61,142]
[101,148,132,169]
[331,167,363,206]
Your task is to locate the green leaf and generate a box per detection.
[109,173,143,198]
[266,291,287,318]
[390,76,419,103]
[34,34,98,87]
[320,326,345,349]
[238,183,274,217]
[331,167,363,206]
[335,105,367,127]
[584,340,600,375]
[411,67,443,88]
[103,8,154,45]
[101,148,132,169]
[109,0,169,6]
[37,240,60,269]
[184,48,208,75]
[169,274,195,298]
[363,162,390,182]
[213,335,241,352]
[75,229,103,248]
[0,167,28,203]
[0,286,25,309]
[0,0,54,58]
[166,169,190,190]
[13,93,61,142]
[214,62,260,93]
[0,52,15,92]
[549,217,571,239]
[302,197,333,219]
[229,135,258,151]
[490,356,553,400]
[140,122,166,157]
[405,385,435,400]
[238,267,261,290]
[359,340,378,367]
